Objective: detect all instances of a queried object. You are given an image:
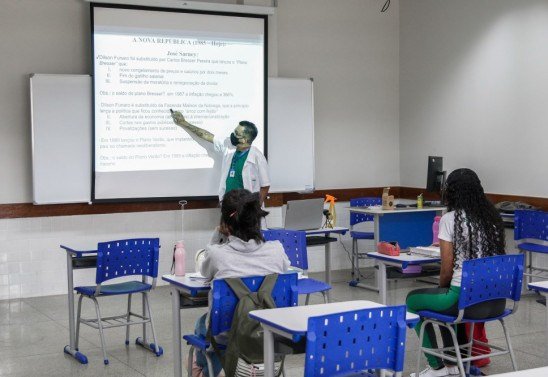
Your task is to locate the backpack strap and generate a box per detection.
[257,274,278,298]
[225,277,252,300]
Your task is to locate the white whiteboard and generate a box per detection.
[29,75,314,203]
[30,74,92,204]
[268,78,315,193]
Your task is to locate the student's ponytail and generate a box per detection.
[221,189,268,242]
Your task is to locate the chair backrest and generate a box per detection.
[458,254,524,310]
[96,238,160,284]
[263,229,309,270]
[210,273,299,336]
[514,209,547,243]
[350,197,382,226]
[304,305,407,377]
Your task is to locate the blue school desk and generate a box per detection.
[348,206,445,291]
[348,206,445,249]
[162,274,210,377]
[364,252,441,305]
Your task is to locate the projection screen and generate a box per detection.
[92,4,266,201]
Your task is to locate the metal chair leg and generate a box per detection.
[445,324,466,377]
[416,319,427,377]
[91,296,109,365]
[125,293,132,345]
[305,294,311,305]
[75,294,84,351]
[351,238,357,278]
[141,291,147,343]
[501,318,518,371]
[143,292,161,355]
[205,353,215,377]
[321,291,329,304]
[465,323,475,375]
[187,346,194,377]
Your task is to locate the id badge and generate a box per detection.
[229,170,235,178]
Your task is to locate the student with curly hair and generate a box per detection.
[407,168,506,377]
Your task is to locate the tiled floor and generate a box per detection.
[0,269,545,376]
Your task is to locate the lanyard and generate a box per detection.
[230,149,249,170]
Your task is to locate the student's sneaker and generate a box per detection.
[445,365,461,375]
[410,366,452,377]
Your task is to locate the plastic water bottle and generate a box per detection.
[432,216,441,245]
[174,241,186,276]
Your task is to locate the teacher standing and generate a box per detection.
[171,111,270,204]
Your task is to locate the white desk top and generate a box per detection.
[249,300,419,335]
[488,367,548,377]
[367,252,441,265]
[161,274,210,291]
[348,206,445,215]
[304,226,349,235]
[528,280,548,292]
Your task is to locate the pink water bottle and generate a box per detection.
[174,241,186,276]
[432,216,441,245]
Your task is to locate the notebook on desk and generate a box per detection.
[283,198,325,230]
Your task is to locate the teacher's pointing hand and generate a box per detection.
[171,110,187,127]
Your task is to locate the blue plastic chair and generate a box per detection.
[514,209,548,286]
[73,238,162,365]
[416,254,524,377]
[304,305,407,377]
[349,197,382,281]
[263,229,331,304]
[183,273,299,377]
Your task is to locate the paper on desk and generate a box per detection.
[410,246,441,258]
[186,272,208,280]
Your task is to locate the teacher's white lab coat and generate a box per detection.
[213,135,270,201]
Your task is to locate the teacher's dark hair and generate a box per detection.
[221,189,268,243]
[239,121,258,143]
[444,168,505,268]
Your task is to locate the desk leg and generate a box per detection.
[171,287,183,377]
[263,326,275,377]
[373,214,380,246]
[325,241,331,303]
[67,253,75,350]
[526,251,532,289]
[63,253,88,364]
[379,262,387,305]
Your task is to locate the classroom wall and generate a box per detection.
[276,0,401,189]
[0,0,401,205]
[0,202,370,300]
[0,0,90,204]
[399,0,548,198]
[0,0,393,299]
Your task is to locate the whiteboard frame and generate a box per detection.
[30,74,92,205]
[268,77,316,194]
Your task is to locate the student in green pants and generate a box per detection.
[406,169,506,377]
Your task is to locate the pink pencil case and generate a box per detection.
[401,265,422,274]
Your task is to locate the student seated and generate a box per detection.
[193,189,290,377]
[406,168,506,377]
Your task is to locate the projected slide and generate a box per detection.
[92,5,266,200]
